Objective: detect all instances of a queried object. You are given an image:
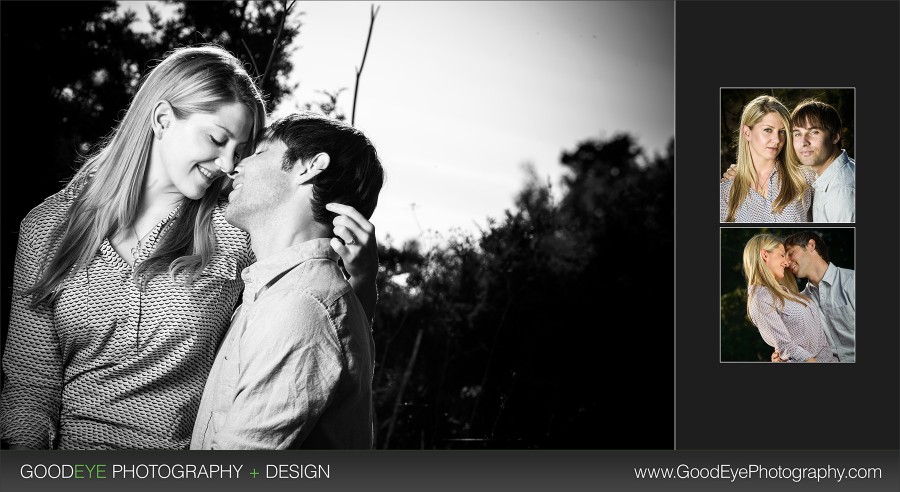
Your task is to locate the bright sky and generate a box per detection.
[124,1,674,248]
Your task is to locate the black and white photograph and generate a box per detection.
[0,1,673,451]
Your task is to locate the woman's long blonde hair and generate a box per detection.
[742,234,808,317]
[28,45,267,307]
[725,95,809,222]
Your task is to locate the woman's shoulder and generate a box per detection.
[20,188,74,236]
[748,284,775,302]
[720,177,734,193]
[800,165,817,185]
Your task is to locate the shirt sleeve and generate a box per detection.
[0,215,64,449]
[749,288,814,362]
[720,180,731,222]
[210,293,343,450]
[822,186,855,223]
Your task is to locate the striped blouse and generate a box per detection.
[0,187,253,449]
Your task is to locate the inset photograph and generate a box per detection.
[720,227,855,363]
[719,88,855,223]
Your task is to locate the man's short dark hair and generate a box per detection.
[784,230,830,263]
[264,112,384,223]
[791,99,842,147]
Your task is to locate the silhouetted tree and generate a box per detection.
[372,134,674,449]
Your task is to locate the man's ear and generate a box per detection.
[831,129,841,145]
[806,239,816,252]
[151,100,174,138]
[295,152,330,185]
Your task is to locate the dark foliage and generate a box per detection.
[1,1,675,449]
[373,135,675,448]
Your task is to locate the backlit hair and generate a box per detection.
[725,95,808,222]
[28,45,267,307]
[742,233,809,318]
[790,98,842,148]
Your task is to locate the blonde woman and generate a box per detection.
[721,95,815,222]
[742,234,835,362]
[0,46,378,449]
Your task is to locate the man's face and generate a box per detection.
[225,139,293,231]
[785,242,814,279]
[792,121,839,168]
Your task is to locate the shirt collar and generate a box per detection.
[814,149,849,189]
[241,238,340,298]
[820,262,839,287]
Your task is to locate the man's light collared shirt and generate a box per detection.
[802,263,856,362]
[812,149,855,223]
[191,238,375,449]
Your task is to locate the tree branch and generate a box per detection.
[241,39,260,77]
[383,328,423,449]
[262,0,296,90]
[352,4,380,126]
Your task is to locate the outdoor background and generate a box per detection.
[0,1,674,448]
[719,227,855,363]
[720,88,855,176]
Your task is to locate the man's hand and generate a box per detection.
[325,202,378,321]
[771,350,786,363]
[721,163,737,183]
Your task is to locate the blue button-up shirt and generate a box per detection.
[191,238,375,449]
[802,263,855,362]
[812,150,855,223]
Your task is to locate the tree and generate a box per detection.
[371,134,675,448]
[147,0,300,112]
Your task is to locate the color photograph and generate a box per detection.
[719,88,855,223]
[720,227,855,363]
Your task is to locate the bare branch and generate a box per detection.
[237,1,259,77]
[383,328,423,449]
[351,4,380,126]
[241,39,260,77]
[262,0,296,91]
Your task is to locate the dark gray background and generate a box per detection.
[676,0,899,449]
[1,450,898,492]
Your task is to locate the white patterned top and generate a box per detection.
[720,166,815,223]
[748,285,837,362]
[0,188,253,449]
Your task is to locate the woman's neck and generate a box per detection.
[751,158,777,194]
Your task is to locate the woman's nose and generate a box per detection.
[215,155,236,174]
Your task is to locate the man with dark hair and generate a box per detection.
[191,112,384,449]
[777,230,855,362]
[721,98,855,222]
[790,99,855,222]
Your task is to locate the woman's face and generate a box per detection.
[763,243,788,280]
[743,112,786,164]
[155,102,253,200]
